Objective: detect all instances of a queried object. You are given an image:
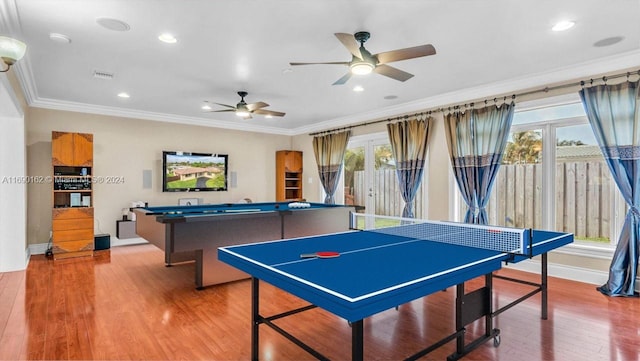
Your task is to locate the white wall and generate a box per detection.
[0,76,27,272]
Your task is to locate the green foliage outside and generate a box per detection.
[503,131,586,165]
[167,174,226,189]
[503,130,543,164]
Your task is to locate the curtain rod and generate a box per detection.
[309,68,640,137]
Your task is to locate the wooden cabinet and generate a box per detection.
[52,131,94,259]
[276,150,303,201]
[52,208,94,259]
[52,131,93,166]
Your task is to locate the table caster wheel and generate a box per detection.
[493,335,501,347]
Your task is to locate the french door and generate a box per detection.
[343,133,425,226]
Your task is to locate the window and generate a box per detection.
[455,98,625,247]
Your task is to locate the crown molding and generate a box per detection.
[29,97,296,135]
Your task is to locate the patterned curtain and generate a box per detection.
[444,103,515,224]
[312,131,351,204]
[580,80,640,297]
[387,116,432,218]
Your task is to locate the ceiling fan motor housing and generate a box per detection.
[354,31,370,44]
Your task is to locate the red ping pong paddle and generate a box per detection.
[300,251,340,259]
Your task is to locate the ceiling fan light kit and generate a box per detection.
[350,61,374,75]
[235,108,250,118]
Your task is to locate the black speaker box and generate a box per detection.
[94,234,111,251]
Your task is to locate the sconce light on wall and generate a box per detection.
[0,36,27,73]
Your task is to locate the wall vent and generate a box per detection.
[93,70,114,80]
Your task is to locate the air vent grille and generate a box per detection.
[93,70,114,80]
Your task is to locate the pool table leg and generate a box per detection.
[194,249,204,290]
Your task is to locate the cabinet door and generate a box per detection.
[52,132,93,166]
[73,133,93,166]
[284,151,302,172]
[52,131,75,166]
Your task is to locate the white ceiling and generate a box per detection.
[2,0,639,135]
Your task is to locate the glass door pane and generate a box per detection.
[343,146,365,211]
[494,129,544,229]
[555,124,623,245]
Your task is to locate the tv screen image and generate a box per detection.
[162,151,228,192]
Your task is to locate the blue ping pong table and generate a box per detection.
[218,217,573,361]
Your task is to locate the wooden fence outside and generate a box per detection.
[352,161,623,240]
[352,170,426,218]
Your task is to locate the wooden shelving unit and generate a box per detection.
[276,150,303,201]
[51,131,94,259]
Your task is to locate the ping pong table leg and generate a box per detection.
[351,319,364,361]
[252,278,259,361]
[541,253,548,320]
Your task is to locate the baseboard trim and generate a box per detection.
[111,237,148,247]
[505,258,640,293]
[28,237,148,255]
[28,242,49,255]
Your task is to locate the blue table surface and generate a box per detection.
[139,201,343,215]
[218,228,573,321]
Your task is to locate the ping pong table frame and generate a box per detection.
[249,252,550,361]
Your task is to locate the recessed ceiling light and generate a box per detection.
[96,17,131,31]
[265,115,273,119]
[49,33,71,44]
[117,92,130,98]
[201,104,212,110]
[593,36,624,47]
[353,85,364,92]
[158,33,177,44]
[552,20,575,32]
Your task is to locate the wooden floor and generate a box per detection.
[0,244,638,361]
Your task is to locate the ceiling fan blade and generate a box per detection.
[332,72,352,85]
[247,101,269,111]
[373,64,414,82]
[334,33,362,59]
[253,109,286,117]
[210,109,236,113]
[210,102,237,109]
[289,61,349,66]
[375,44,436,64]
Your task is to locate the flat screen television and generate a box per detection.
[162,151,228,192]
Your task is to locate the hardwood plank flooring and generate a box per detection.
[0,243,638,360]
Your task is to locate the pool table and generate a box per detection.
[133,202,354,289]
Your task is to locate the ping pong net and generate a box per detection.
[350,213,533,258]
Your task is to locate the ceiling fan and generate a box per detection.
[289,31,436,85]
[204,91,285,119]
